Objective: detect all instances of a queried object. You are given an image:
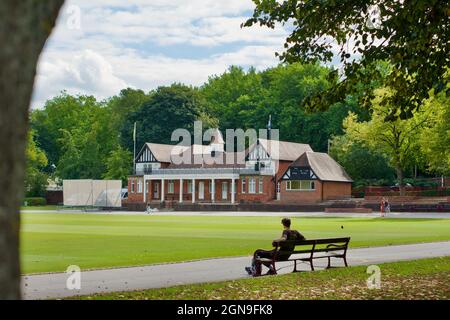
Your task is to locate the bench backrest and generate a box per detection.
[274,237,351,257]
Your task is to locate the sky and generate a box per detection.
[31,0,291,109]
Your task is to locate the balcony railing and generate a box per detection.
[135,166,274,176]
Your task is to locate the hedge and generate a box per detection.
[23,197,47,206]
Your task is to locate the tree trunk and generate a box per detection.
[396,167,405,196]
[0,1,63,300]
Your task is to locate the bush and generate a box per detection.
[420,188,450,197]
[23,197,47,206]
[403,178,440,188]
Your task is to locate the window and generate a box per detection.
[276,182,280,193]
[249,177,256,194]
[286,180,315,191]
[259,178,263,194]
[131,180,135,193]
[241,179,246,193]
[187,181,192,193]
[168,180,174,194]
[137,179,143,193]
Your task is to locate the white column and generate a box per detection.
[161,179,165,203]
[231,178,235,204]
[179,179,183,203]
[211,179,215,203]
[143,177,147,203]
[192,179,196,203]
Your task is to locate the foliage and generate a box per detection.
[103,146,133,186]
[121,84,218,150]
[22,197,47,206]
[418,92,450,175]
[32,92,136,181]
[24,130,48,197]
[330,135,394,183]
[107,88,151,135]
[201,63,368,151]
[244,0,449,119]
[31,93,100,168]
[341,88,433,194]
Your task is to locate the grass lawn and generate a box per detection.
[21,213,450,274]
[76,257,450,300]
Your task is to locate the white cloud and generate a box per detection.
[32,0,288,108]
[33,50,127,107]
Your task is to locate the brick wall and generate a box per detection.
[238,175,274,203]
[279,180,323,203]
[278,180,352,203]
[322,182,352,200]
[127,176,144,203]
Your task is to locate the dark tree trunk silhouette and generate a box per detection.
[0,1,64,299]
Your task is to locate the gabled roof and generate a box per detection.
[288,152,353,182]
[144,143,188,163]
[248,139,313,161]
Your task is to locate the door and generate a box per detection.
[222,182,228,200]
[198,181,205,200]
[153,182,159,199]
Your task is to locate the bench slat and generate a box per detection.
[274,237,350,247]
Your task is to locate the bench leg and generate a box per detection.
[272,260,277,275]
[343,256,348,267]
[293,260,297,272]
[310,260,315,271]
[327,257,331,269]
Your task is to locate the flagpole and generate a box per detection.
[133,122,136,175]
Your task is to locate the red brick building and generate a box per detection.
[126,129,352,207]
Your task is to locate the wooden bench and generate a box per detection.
[256,237,351,274]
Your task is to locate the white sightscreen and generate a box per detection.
[63,180,122,207]
[104,180,122,207]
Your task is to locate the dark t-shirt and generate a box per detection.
[276,229,305,260]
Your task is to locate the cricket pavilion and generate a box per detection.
[125,128,352,210]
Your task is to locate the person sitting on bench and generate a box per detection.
[245,218,305,276]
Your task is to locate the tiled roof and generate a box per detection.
[248,139,313,161]
[289,152,353,182]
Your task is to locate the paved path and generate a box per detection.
[22,209,450,219]
[22,241,450,300]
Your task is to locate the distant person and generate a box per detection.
[384,198,390,215]
[380,197,386,217]
[245,218,305,277]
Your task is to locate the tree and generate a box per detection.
[107,88,151,134]
[418,92,450,176]
[342,88,432,195]
[25,131,49,197]
[201,66,263,130]
[0,1,64,299]
[55,130,82,180]
[200,63,368,151]
[330,134,394,186]
[31,93,102,168]
[121,84,218,150]
[32,93,125,181]
[103,146,133,186]
[244,0,449,119]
